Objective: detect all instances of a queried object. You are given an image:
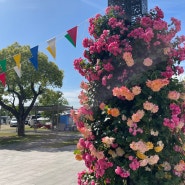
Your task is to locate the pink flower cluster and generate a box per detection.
[143,101,159,113]
[173,160,185,177]
[168,91,180,101]
[115,166,130,178]
[139,155,160,166]
[161,66,174,78]
[94,158,113,178]
[112,86,135,100]
[130,140,151,153]
[129,156,140,171]
[163,103,181,130]
[129,123,143,136]
[131,110,145,123]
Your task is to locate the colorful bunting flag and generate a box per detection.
[46,37,56,59]
[0,24,80,81]
[65,26,78,47]
[29,46,39,70]
[13,54,21,69]
[0,59,7,72]
[14,66,21,78]
[0,73,6,87]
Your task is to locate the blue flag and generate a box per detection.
[29,46,38,70]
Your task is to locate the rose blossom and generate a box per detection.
[107,108,120,117]
[148,155,159,165]
[115,166,130,178]
[151,105,159,113]
[127,118,134,127]
[163,47,171,55]
[143,101,154,111]
[102,136,115,147]
[146,78,169,92]
[162,161,171,171]
[131,110,145,122]
[122,114,127,121]
[122,52,134,67]
[108,150,117,158]
[80,81,89,90]
[150,129,159,136]
[99,102,106,110]
[168,91,180,100]
[132,86,141,95]
[143,101,159,113]
[116,147,125,156]
[143,57,153,66]
[139,159,148,167]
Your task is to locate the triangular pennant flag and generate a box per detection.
[29,46,38,70]
[14,66,22,78]
[0,59,6,72]
[13,54,21,69]
[65,26,78,47]
[46,37,56,59]
[29,57,38,70]
[0,73,6,87]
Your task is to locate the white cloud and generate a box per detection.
[63,89,81,109]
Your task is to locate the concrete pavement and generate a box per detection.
[0,145,85,185]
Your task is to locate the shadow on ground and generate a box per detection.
[0,128,81,152]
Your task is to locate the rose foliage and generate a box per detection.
[72,6,185,185]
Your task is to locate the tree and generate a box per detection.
[37,89,69,118]
[0,42,64,136]
[72,6,185,185]
[38,89,68,106]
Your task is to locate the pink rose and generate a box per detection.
[143,57,153,66]
[99,102,106,110]
[102,136,115,147]
[168,91,180,100]
[132,86,141,95]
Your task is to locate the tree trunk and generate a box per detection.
[17,121,25,136]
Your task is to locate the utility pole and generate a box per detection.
[108,0,148,22]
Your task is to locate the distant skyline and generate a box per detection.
[0,0,184,108]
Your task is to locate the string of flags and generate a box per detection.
[0,26,78,87]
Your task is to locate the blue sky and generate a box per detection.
[0,0,184,108]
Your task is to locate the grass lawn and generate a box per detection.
[0,124,80,148]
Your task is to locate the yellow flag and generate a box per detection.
[46,46,56,59]
[13,54,21,69]
[46,37,56,59]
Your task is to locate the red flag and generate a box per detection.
[0,73,6,87]
[65,26,78,47]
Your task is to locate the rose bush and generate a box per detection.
[72,5,185,185]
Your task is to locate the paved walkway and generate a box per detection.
[0,145,85,185]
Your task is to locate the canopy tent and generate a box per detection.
[31,104,73,112]
[29,104,73,130]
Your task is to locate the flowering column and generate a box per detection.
[72,5,185,185]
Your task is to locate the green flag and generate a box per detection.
[0,59,6,72]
